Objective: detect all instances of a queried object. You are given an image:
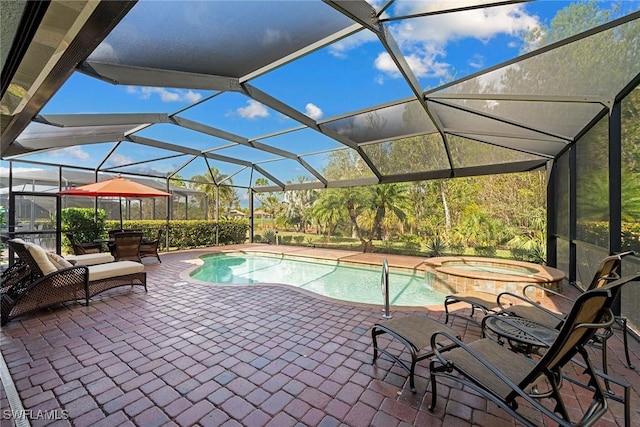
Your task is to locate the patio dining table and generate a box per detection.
[482,315,558,355]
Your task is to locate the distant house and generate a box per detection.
[227,209,246,218]
[254,210,272,219]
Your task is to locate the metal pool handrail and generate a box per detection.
[381,259,391,319]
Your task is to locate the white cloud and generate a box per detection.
[374,51,450,79]
[126,86,202,103]
[304,103,323,120]
[107,153,134,167]
[356,2,540,79]
[329,30,378,58]
[393,2,539,45]
[374,75,385,85]
[49,146,91,161]
[237,100,269,119]
[0,167,40,175]
[468,54,484,69]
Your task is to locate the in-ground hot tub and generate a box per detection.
[425,256,566,298]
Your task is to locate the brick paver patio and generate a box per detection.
[1,245,638,426]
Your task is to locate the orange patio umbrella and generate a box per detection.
[58,175,171,229]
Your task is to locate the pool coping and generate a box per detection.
[425,256,567,283]
[178,244,442,311]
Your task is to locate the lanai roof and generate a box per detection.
[1,1,639,192]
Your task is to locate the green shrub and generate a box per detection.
[402,240,421,254]
[448,243,465,255]
[105,219,248,249]
[579,221,640,253]
[62,208,107,251]
[475,246,496,257]
[263,230,276,244]
[281,235,292,244]
[254,234,263,243]
[293,236,304,244]
[510,247,529,261]
[426,236,448,257]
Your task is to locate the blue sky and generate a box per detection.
[9,0,638,191]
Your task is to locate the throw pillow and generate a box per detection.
[24,242,58,275]
[46,252,73,270]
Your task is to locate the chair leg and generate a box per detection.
[428,360,441,411]
[409,355,418,392]
[372,328,381,363]
[598,328,613,392]
[444,298,452,324]
[616,316,635,369]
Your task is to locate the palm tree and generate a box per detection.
[369,183,411,240]
[311,189,348,237]
[190,167,237,218]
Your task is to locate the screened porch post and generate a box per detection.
[166,178,171,251]
[609,101,622,255]
[249,189,254,243]
[569,145,577,284]
[609,101,623,316]
[546,160,557,268]
[215,186,219,246]
[56,166,62,254]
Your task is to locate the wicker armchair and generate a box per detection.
[140,228,162,263]
[65,233,102,255]
[112,231,143,262]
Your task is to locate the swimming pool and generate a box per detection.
[191,252,447,307]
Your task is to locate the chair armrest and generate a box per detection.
[521,283,573,301]
[495,291,566,325]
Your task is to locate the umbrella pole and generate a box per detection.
[119,196,123,230]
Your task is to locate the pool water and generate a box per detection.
[192,252,447,306]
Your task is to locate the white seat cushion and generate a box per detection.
[88,261,144,282]
[66,253,115,266]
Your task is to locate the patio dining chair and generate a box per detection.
[139,228,162,263]
[112,231,143,262]
[429,275,639,427]
[65,233,102,255]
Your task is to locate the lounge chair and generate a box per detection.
[442,251,632,327]
[371,316,460,392]
[140,228,162,263]
[495,251,636,371]
[2,239,146,325]
[429,275,639,427]
[65,232,102,255]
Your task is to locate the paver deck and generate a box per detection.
[1,244,638,426]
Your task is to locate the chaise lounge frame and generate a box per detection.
[429,275,639,427]
[2,240,146,325]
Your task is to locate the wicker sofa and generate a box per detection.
[1,239,146,326]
